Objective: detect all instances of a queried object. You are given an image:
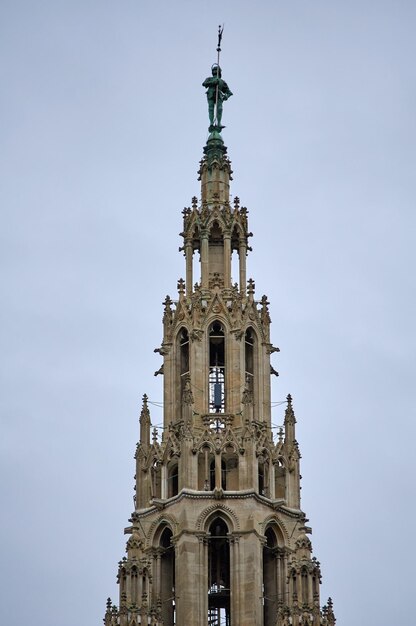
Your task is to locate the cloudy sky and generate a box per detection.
[1,1,415,624]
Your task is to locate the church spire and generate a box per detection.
[102,45,336,626]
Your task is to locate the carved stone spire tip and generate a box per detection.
[284,394,296,427]
[140,394,150,425]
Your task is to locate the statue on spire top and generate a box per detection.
[203,64,233,132]
[203,26,233,133]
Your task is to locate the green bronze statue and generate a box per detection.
[203,64,233,132]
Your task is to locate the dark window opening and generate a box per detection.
[221,459,226,490]
[210,459,216,491]
[180,328,190,397]
[180,329,189,374]
[160,528,175,626]
[302,569,308,604]
[245,328,255,402]
[263,528,278,626]
[152,460,161,499]
[199,447,214,491]
[168,464,179,498]
[209,322,225,413]
[209,459,228,491]
[258,462,265,495]
[208,518,230,626]
[223,455,239,491]
[209,221,223,244]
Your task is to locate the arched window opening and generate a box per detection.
[198,447,214,491]
[258,458,265,495]
[119,566,126,598]
[274,459,285,499]
[160,527,175,626]
[209,322,225,413]
[208,221,225,278]
[131,566,138,604]
[221,459,226,491]
[263,527,278,626]
[222,450,239,491]
[179,328,190,412]
[231,249,239,286]
[141,574,146,603]
[210,459,216,491]
[292,572,297,598]
[301,568,308,605]
[244,327,257,413]
[151,460,161,499]
[192,226,201,285]
[245,327,254,391]
[168,463,179,498]
[208,518,230,626]
[180,328,189,378]
[258,454,270,497]
[312,574,318,597]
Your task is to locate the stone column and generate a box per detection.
[236,532,263,624]
[126,568,134,606]
[201,232,209,288]
[283,552,289,606]
[308,574,313,605]
[198,536,208,624]
[224,231,231,287]
[277,552,282,604]
[215,452,222,490]
[269,462,276,499]
[175,533,202,625]
[230,535,240,626]
[185,240,193,297]
[161,465,167,500]
[239,241,247,295]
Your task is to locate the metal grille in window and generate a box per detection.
[209,366,225,413]
[209,321,225,413]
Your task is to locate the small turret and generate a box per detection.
[139,394,151,448]
[199,133,232,204]
[283,394,301,509]
[284,393,296,444]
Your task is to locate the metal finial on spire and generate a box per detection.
[216,24,224,62]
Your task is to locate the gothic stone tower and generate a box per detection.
[103,77,336,626]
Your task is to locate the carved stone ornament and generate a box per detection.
[242,384,253,405]
[182,376,194,405]
[190,328,203,342]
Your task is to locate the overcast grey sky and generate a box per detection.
[1,1,415,624]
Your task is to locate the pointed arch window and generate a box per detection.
[209,321,225,413]
[176,328,190,420]
[168,462,179,498]
[210,458,216,490]
[179,328,190,392]
[301,568,308,604]
[263,527,278,626]
[208,518,231,625]
[258,453,270,497]
[245,328,256,402]
[160,527,175,626]
[151,460,161,499]
[198,446,215,490]
[222,447,239,491]
[258,458,265,494]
